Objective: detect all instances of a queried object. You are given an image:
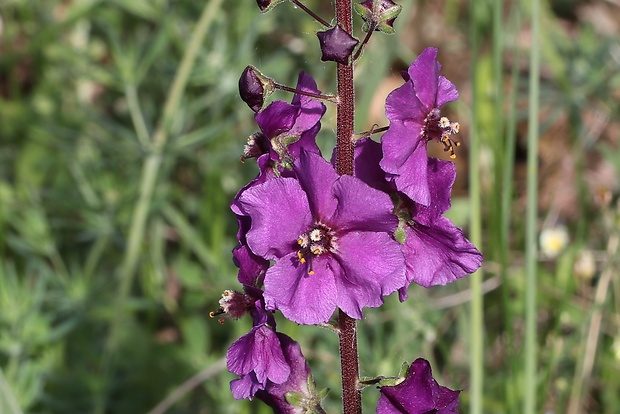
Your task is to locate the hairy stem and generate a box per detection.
[335,0,360,413]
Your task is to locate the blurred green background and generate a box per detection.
[1,0,620,413]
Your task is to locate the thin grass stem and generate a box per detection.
[524,0,541,412]
[468,0,484,412]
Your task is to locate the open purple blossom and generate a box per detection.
[377,358,460,414]
[243,71,325,166]
[396,157,482,300]
[380,47,461,206]
[237,150,406,325]
[255,334,324,413]
[228,299,291,400]
[351,138,482,300]
[232,71,326,219]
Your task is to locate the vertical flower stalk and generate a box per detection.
[334,0,361,413]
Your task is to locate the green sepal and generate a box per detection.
[317,387,329,399]
[284,390,306,407]
[394,224,406,244]
[247,64,276,97]
[353,3,372,20]
[397,361,410,378]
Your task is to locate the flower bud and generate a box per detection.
[316,25,359,64]
[239,65,275,113]
[354,0,402,34]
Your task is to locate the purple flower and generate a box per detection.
[396,157,482,300]
[237,150,406,325]
[256,334,323,413]
[242,71,326,166]
[380,47,461,206]
[351,138,482,300]
[227,301,291,400]
[377,358,460,414]
[232,72,326,218]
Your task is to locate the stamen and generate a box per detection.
[310,229,322,242]
[297,250,306,264]
[209,309,225,318]
[298,234,309,248]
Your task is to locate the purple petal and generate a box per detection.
[256,333,313,412]
[287,122,322,160]
[400,216,482,296]
[378,358,459,414]
[295,151,339,221]
[331,174,398,233]
[436,75,459,107]
[233,244,268,287]
[380,120,425,174]
[333,231,405,319]
[407,47,440,110]
[353,138,392,192]
[385,81,426,123]
[289,72,326,137]
[238,177,313,260]
[255,100,297,138]
[226,325,291,385]
[230,372,263,400]
[384,136,431,206]
[412,158,456,226]
[263,252,338,325]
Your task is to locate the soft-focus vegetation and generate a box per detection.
[1,0,619,413]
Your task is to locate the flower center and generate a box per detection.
[241,132,270,161]
[209,290,254,323]
[296,222,336,275]
[422,108,461,159]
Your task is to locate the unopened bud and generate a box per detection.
[316,25,359,64]
[354,0,402,34]
[239,65,276,112]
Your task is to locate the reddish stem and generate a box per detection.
[335,1,361,414]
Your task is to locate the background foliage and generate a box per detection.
[1,0,619,413]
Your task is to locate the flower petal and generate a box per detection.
[263,252,338,325]
[400,216,482,296]
[436,75,459,107]
[412,158,456,225]
[230,372,263,400]
[407,47,440,110]
[353,138,391,192]
[385,81,425,122]
[387,139,431,206]
[289,72,326,137]
[226,325,291,385]
[295,150,339,221]
[380,120,424,174]
[255,100,297,138]
[238,177,312,260]
[333,231,405,319]
[331,174,398,233]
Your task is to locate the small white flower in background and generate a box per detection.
[540,225,569,259]
[574,250,596,280]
